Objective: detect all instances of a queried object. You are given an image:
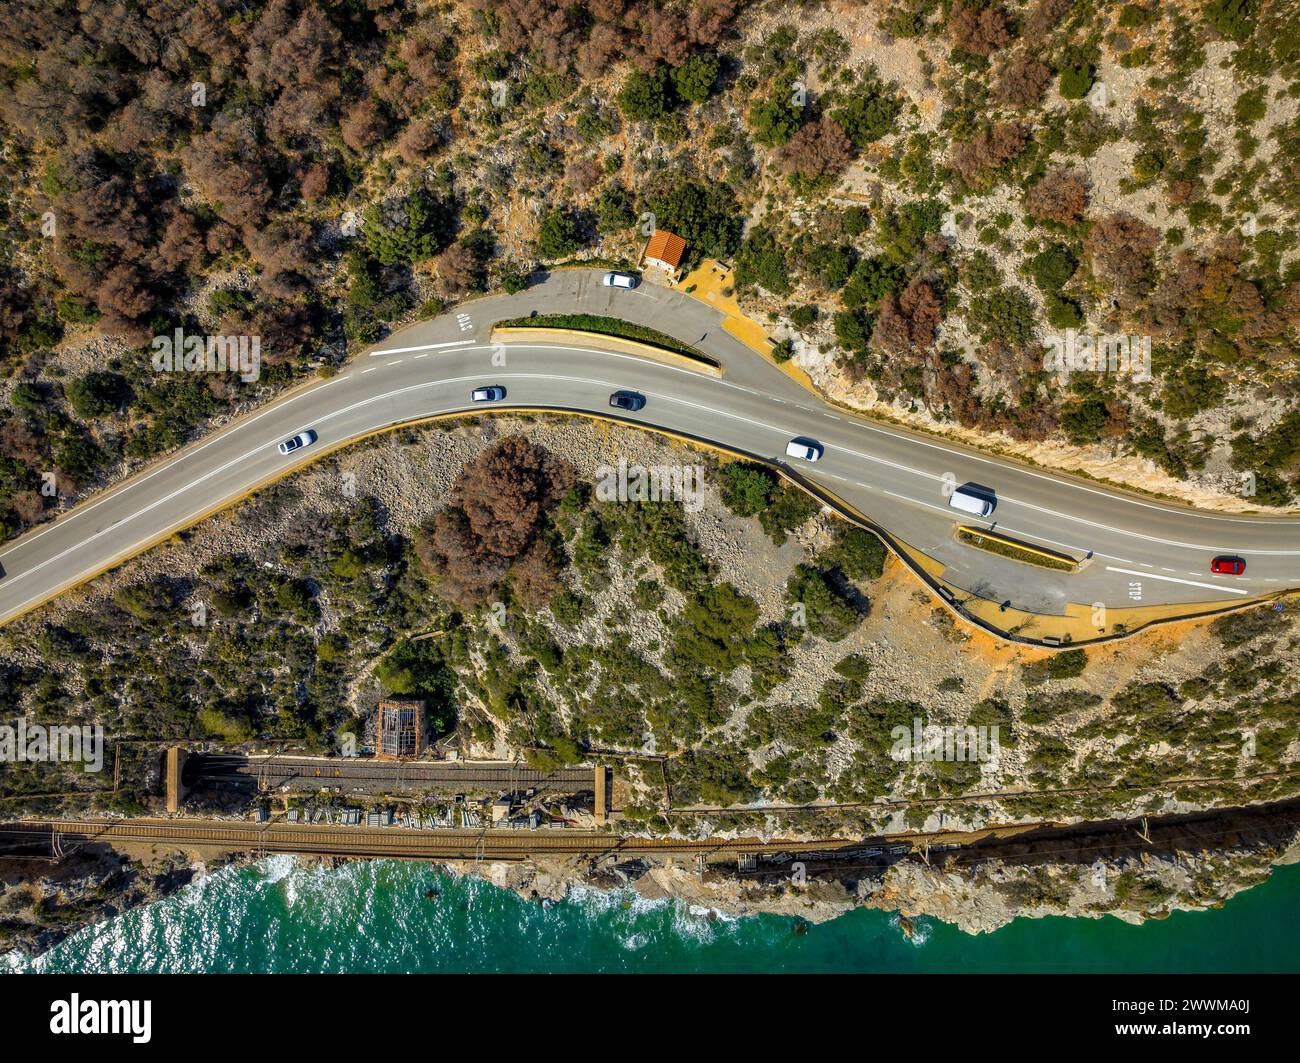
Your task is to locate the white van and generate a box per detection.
[949,487,994,517]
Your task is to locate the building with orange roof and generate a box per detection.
[642,229,687,280]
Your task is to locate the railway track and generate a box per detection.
[191,755,595,793]
[0,818,867,862]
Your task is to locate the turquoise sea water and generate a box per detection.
[4,858,1298,973]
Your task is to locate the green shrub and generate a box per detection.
[789,304,818,329]
[735,227,793,295]
[876,199,945,264]
[968,286,1037,347]
[645,181,742,260]
[843,255,905,309]
[759,484,821,544]
[786,564,859,641]
[535,209,583,259]
[823,525,887,581]
[1026,244,1078,293]
[672,583,759,672]
[832,75,903,148]
[549,590,586,626]
[1045,293,1084,329]
[833,308,873,353]
[66,372,131,420]
[1022,648,1088,684]
[671,51,720,103]
[748,91,804,147]
[843,206,871,235]
[1059,396,1111,445]
[1233,86,1267,125]
[833,653,872,679]
[719,461,777,517]
[595,184,636,232]
[1204,0,1256,42]
[618,65,675,121]
[363,187,455,265]
[965,250,1000,293]
[1210,606,1281,647]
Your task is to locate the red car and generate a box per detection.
[1211,556,1246,576]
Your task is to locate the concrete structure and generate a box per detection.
[164,746,188,813]
[376,699,425,760]
[593,765,608,827]
[642,230,687,280]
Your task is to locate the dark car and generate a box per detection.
[1210,556,1246,576]
[609,390,646,412]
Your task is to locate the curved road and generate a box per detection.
[0,269,1296,629]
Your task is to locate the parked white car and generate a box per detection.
[602,271,640,289]
[785,438,823,462]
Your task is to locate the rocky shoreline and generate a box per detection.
[7,815,1297,961]
[473,828,1300,935]
[0,847,217,959]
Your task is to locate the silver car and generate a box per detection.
[277,429,318,455]
[471,386,506,402]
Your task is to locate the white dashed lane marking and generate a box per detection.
[1104,566,1250,596]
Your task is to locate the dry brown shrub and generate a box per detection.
[1025,167,1089,225]
[1086,212,1160,306]
[416,437,576,605]
[949,2,1014,57]
[778,116,854,180]
[949,122,1028,188]
[995,58,1052,108]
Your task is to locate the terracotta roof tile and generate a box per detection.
[643,229,686,269]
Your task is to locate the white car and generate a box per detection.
[277,429,318,455]
[602,271,640,289]
[471,386,506,402]
[785,438,823,462]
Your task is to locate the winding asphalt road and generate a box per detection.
[0,269,1296,629]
